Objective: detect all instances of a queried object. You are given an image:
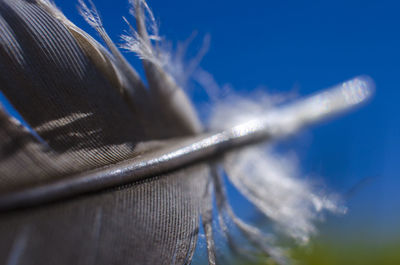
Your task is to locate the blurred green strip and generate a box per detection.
[236,238,400,265]
[289,238,400,265]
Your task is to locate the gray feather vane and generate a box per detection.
[0,0,374,264]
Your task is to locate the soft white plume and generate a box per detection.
[120,0,211,89]
[210,93,346,243]
[78,0,103,30]
[225,146,344,243]
[120,0,164,66]
[209,91,293,130]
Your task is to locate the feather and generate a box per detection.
[0,0,374,264]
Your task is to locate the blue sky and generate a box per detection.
[29,0,400,239]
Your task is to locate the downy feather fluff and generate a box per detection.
[0,0,373,264]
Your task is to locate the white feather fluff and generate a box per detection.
[224,145,344,243]
[209,91,348,243]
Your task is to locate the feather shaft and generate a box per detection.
[0,76,373,211]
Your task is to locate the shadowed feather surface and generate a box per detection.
[0,164,207,265]
[0,0,207,264]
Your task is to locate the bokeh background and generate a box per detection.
[35,0,400,264]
